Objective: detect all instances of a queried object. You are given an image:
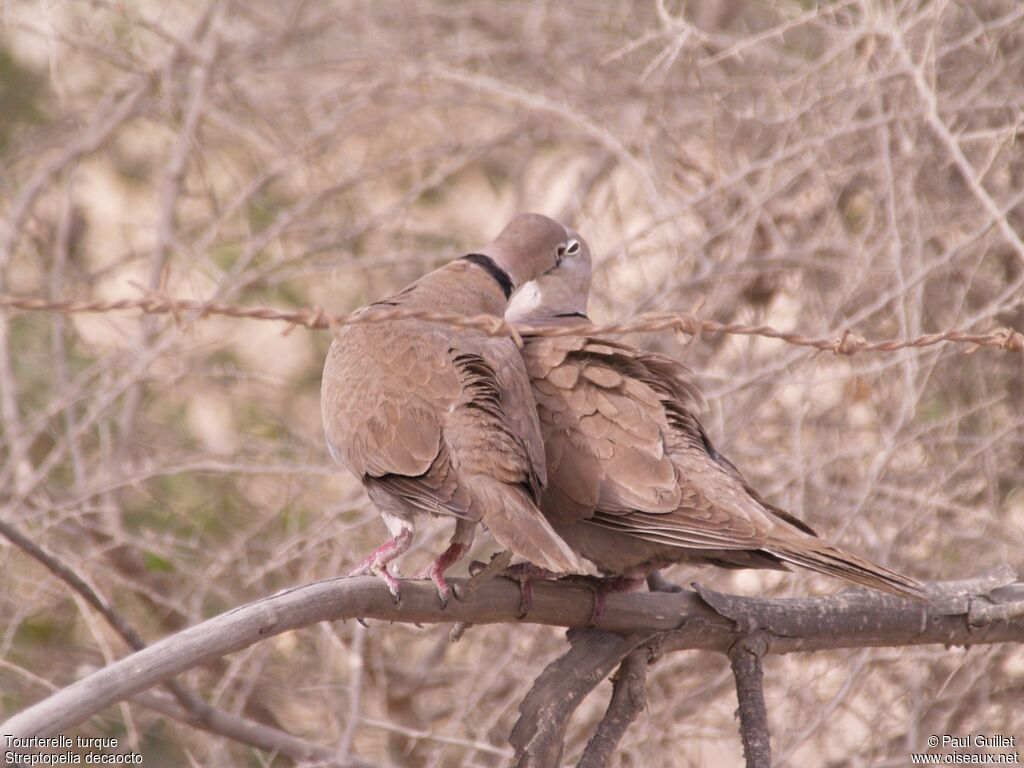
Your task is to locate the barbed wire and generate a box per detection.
[1,292,1022,356]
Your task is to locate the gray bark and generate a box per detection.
[3,568,1020,745]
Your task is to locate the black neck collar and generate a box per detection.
[462,253,513,299]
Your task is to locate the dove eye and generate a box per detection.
[554,239,580,267]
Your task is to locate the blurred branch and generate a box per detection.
[131,690,380,768]
[886,21,1024,266]
[0,518,148,657]
[0,515,379,765]
[115,0,225,470]
[3,569,1021,740]
[0,0,217,489]
[432,66,663,215]
[356,716,512,759]
[1,292,1022,356]
[0,71,146,493]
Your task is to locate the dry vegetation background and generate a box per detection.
[1,0,1023,766]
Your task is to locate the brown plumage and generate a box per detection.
[506,231,926,601]
[322,213,585,605]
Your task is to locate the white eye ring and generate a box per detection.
[564,239,581,256]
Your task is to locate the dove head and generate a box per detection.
[505,227,592,323]
[478,213,576,291]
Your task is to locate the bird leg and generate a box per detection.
[448,551,514,642]
[466,562,561,619]
[457,550,514,600]
[464,564,643,623]
[574,575,646,624]
[348,523,413,603]
[414,519,475,608]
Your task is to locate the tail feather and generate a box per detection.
[476,478,586,574]
[766,537,929,602]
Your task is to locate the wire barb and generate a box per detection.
[1,292,1021,356]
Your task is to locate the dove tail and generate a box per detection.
[476,479,586,574]
[765,537,929,602]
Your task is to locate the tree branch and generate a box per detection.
[0,515,341,762]
[729,635,771,768]
[576,646,652,768]
[2,569,1020,741]
[510,629,657,768]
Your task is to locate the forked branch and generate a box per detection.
[2,568,1019,766]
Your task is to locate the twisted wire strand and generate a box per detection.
[1,293,1021,356]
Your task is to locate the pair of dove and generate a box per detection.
[321,213,925,610]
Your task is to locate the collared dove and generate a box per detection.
[321,213,585,606]
[506,231,926,602]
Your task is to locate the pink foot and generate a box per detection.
[414,542,469,608]
[570,575,645,625]
[469,566,642,623]
[349,529,413,603]
[475,562,559,619]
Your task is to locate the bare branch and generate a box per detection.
[729,635,771,768]
[511,630,657,768]
[886,21,1024,265]
[576,647,651,768]
[3,570,1020,740]
[0,515,366,764]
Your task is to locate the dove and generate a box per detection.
[506,230,926,605]
[321,213,585,606]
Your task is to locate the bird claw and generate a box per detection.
[412,565,452,608]
[451,581,465,602]
[350,559,404,604]
[565,575,644,625]
[414,542,468,609]
[490,563,559,619]
[348,529,413,605]
[386,571,403,604]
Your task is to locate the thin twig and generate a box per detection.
[132,690,380,768]
[887,21,1024,266]
[0,516,342,763]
